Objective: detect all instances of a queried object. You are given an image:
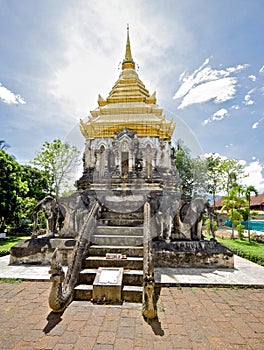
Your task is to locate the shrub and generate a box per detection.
[204,218,218,235]
[236,224,245,240]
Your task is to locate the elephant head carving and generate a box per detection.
[32,196,65,238]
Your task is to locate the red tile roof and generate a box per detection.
[249,194,264,206]
[214,194,264,208]
[214,197,223,208]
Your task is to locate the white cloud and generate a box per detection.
[248,75,256,82]
[203,108,229,125]
[241,161,264,193]
[244,96,254,105]
[259,65,264,74]
[231,104,240,110]
[225,143,233,148]
[244,88,255,106]
[226,64,249,73]
[173,58,249,109]
[180,77,237,109]
[252,117,263,129]
[0,83,26,105]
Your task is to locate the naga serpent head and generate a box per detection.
[142,274,157,320]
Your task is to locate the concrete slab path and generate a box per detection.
[0,254,263,287]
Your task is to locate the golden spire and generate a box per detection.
[122,24,135,70]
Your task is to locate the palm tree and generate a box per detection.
[0,140,9,150]
[245,185,258,242]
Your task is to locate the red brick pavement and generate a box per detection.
[0,281,263,349]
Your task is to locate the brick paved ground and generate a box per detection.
[0,281,263,349]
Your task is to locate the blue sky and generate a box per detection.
[1,0,264,191]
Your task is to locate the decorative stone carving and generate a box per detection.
[179,198,209,240]
[32,196,65,238]
[48,202,100,312]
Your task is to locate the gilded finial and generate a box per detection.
[122,24,135,70]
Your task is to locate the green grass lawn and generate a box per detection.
[0,236,30,256]
[214,236,264,266]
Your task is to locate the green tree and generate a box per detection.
[0,150,50,231]
[245,185,258,242]
[205,154,223,208]
[31,139,81,198]
[221,158,245,195]
[21,165,50,201]
[0,150,28,231]
[174,141,208,199]
[221,185,247,239]
[174,140,194,199]
[17,165,50,228]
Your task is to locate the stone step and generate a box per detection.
[74,284,143,303]
[88,245,144,257]
[94,225,143,236]
[79,268,143,285]
[123,269,143,286]
[101,211,143,219]
[98,218,143,227]
[91,235,143,247]
[83,256,143,270]
[122,285,143,303]
[74,284,93,301]
[78,268,97,284]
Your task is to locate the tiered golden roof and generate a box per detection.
[80,26,175,141]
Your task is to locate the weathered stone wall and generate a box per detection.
[152,240,234,268]
[9,238,75,265]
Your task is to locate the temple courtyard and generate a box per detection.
[0,255,263,349]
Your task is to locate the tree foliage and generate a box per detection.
[0,150,26,230]
[0,140,10,151]
[174,140,207,199]
[204,154,224,206]
[220,158,245,195]
[244,185,258,241]
[31,139,81,198]
[0,150,49,231]
[221,185,248,239]
[174,144,246,202]
[174,141,194,199]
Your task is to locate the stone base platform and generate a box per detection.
[9,237,75,265]
[9,238,234,269]
[153,240,234,268]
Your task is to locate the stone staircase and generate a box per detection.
[74,210,144,303]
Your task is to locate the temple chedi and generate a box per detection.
[77,26,179,240]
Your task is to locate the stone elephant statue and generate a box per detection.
[179,197,209,240]
[155,193,180,242]
[32,196,65,238]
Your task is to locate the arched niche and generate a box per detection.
[121,141,129,178]
[98,144,106,178]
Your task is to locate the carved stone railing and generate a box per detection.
[48,201,100,312]
[142,201,157,319]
